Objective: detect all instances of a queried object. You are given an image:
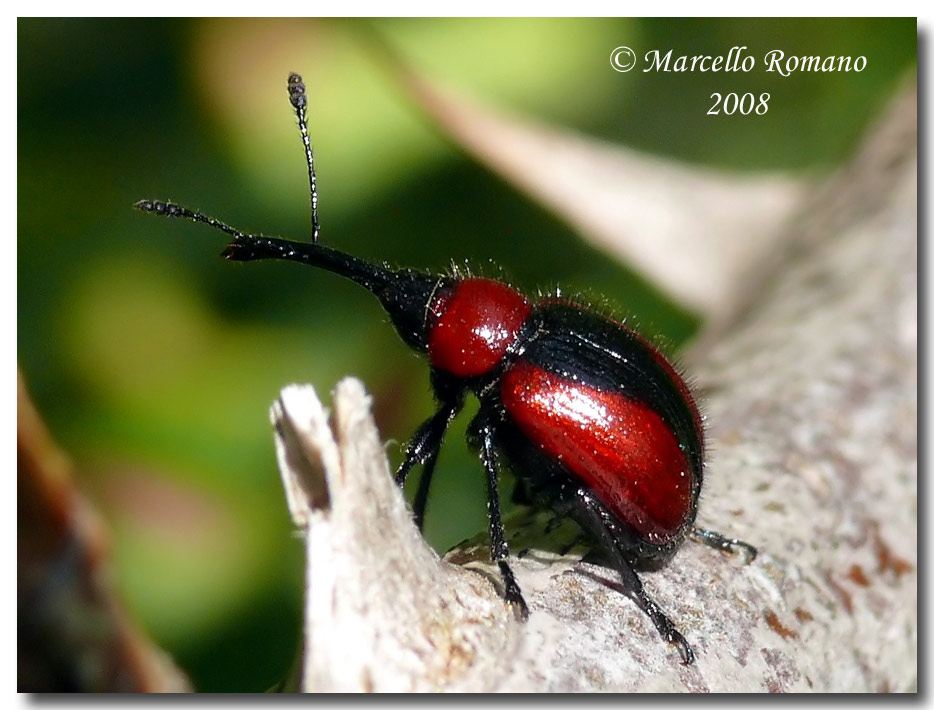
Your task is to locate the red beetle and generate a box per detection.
[137,73,756,664]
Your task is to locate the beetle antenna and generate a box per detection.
[133,199,391,293]
[133,200,246,239]
[287,73,320,245]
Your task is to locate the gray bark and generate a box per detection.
[270,80,917,692]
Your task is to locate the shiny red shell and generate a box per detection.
[428,278,531,378]
[500,358,694,544]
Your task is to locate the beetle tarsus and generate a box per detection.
[499,560,530,621]
[691,526,758,564]
[670,630,696,665]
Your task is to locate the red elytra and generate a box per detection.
[500,359,694,544]
[136,72,757,667]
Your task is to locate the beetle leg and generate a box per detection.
[395,396,462,530]
[574,488,695,665]
[471,415,530,621]
[690,526,758,564]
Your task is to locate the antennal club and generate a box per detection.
[287,72,320,244]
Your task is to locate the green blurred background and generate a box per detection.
[18,18,915,691]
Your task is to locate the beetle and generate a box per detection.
[136,73,756,665]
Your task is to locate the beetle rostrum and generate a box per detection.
[136,72,757,665]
